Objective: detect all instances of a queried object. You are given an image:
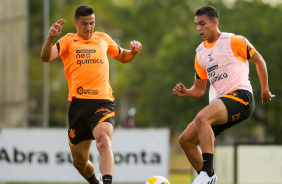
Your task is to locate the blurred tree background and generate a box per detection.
[27,0,282,142]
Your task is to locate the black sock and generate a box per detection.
[102,174,113,184]
[202,153,215,177]
[86,174,100,184]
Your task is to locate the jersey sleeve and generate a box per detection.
[195,54,208,79]
[101,33,121,58]
[230,35,256,61]
[54,34,71,57]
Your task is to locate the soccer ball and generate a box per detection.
[145,175,170,184]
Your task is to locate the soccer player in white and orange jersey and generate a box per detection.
[40,5,142,184]
[173,6,275,184]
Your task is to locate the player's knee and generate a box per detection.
[72,158,87,170]
[97,135,111,153]
[179,136,197,149]
[178,135,186,148]
[194,112,207,128]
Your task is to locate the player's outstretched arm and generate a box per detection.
[40,19,66,62]
[249,51,275,104]
[114,40,142,63]
[173,78,207,98]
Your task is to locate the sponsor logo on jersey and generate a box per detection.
[208,51,214,57]
[76,49,104,66]
[77,87,98,95]
[210,69,228,84]
[207,61,218,73]
[77,87,84,95]
[208,51,214,62]
[206,61,228,84]
[76,58,104,66]
[76,49,96,53]
[207,64,218,73]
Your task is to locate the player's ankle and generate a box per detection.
[102,174,113,184]
[86,173,99,184]
[202,153,215,177]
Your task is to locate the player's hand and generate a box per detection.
[130,40,142,55]
[261,90,275,104]
[48,19,66,39]
[173,83,188,97]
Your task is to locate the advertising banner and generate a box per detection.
[0,128,169,183]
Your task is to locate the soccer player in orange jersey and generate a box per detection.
[173,6,274,184]
[41,5,142,184]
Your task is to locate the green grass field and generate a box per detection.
[169,172,193,184]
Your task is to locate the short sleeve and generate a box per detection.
[230,35,256,61]
[54,34,71,57]
[102,33,120,58]
[195,54,208,79]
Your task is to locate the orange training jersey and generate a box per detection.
[194,33,256,102]
[53,32,120,101]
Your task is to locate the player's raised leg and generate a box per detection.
[179,120,202,173]
[195,99,227,152]
[190,99,228,184]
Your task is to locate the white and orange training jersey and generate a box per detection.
[195,32,256,102]
[52,32,120,101]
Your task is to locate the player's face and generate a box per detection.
[73,14,95,40]
[194,14,217,42]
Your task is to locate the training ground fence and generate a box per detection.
[214,142,282,184]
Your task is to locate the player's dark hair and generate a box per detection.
[74,5,94,20]
[195,6,219,20]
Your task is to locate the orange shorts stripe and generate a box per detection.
[222,94,249,105]
[98,112,115,124]
[68,137,74,146]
